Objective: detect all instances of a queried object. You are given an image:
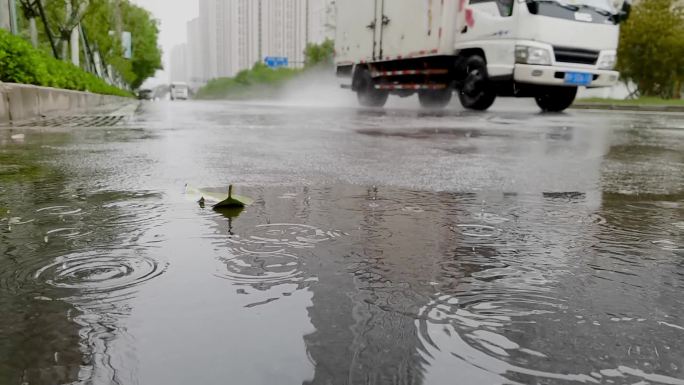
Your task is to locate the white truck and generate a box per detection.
[335,0,631,112]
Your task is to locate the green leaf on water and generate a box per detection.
[185,184,253,210]
[213,185,251,210]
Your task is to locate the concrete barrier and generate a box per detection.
[0,82,132,124]
[0,88,8,124]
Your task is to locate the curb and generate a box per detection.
[0,82,133,124]
[571,103,684,113]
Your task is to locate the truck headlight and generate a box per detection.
[598,52,617,70]
[515,45,552,66]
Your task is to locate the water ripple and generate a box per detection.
[36,206,84,216]
[417,293,684,385]
[216,223,344,290]
[33,250,167,307]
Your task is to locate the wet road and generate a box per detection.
[1,99,683,385]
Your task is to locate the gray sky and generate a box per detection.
[132,0,198,87]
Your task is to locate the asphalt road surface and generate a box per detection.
[0,98,683,385]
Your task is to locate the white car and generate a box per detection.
[170,82,189,101]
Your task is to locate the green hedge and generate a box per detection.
[0,29,130,97]
[195,63,301,100]
[195,40,335,100]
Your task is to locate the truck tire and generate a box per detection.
[354,68,389,108]
[458,55,496,111]
[534,87,577,112]
[418,89,452,109]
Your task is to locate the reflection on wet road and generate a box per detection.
[0,100,682,384]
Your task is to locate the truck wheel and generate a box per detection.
[535,87,577,112]
[354,68,389,108]
[418,89,452,109]
[458,55,496,111]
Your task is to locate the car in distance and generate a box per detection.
[170,82,190,101]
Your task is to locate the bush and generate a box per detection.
[196,40,335,100]
[196,63,300,100]
[0,29,130,97]
[304,39,334,68]
[617,0,684,98]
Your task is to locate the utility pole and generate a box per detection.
[9,0,19,34]
[71,22,80,66]
[29,10,37,45]
[18,0,38,45]
[70,0,88,67]
[114,0,122,37]
[62,0,71,61]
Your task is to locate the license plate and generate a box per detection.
[564,72,593,86]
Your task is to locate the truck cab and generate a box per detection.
[457,0,627,110]
[335,0,630,111]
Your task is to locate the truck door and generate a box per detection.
[334,0,378,64]
[457,0,517,42]
[374,0,446,61]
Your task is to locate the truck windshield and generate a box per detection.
[526,0,620,23]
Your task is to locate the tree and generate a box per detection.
[304,39,334,68]
[617,0,684,98]
[120,1,162,88]
[41,0,89,61]
[81,0,161,88]
[18,0,161,89]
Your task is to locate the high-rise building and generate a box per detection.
[186,17,206,85]
[170,44,188,82]
[236,0,261,70]
[259,0,308,68]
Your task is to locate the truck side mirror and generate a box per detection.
[619,1,631,22]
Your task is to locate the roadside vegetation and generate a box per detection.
[195,39,334,100]
[0,29,129,96]
[2,0,161,93]
[576,97,684,106]
[76,0,163,89]
[195,64,300,100]
[617,0,683,99]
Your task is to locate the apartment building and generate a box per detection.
[170,44,188,82]
[186,17,206,85]
[260,0,309,68]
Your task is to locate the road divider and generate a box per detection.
[0,82,133,124]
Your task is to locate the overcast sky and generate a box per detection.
[132,0,198,87]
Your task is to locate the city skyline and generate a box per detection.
[171,0,334,87]
[130,0,199,87]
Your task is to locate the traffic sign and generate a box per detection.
[264,56,288,68]
[122,31,132,59]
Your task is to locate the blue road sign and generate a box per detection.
[264,56,289,68]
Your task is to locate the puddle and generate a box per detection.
[1,104,683,385]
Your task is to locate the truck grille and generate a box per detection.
[553,47,599,65]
